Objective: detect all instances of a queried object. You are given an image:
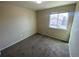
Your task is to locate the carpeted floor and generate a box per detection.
[1,34,70,57]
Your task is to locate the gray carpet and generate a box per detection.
[1,34,70,57]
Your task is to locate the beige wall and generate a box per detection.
[69,2,79,57]
[37,4,75,41]
[0,4,36,51]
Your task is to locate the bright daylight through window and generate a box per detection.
[49,13,69,30]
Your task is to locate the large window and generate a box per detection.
[49,13,69,30]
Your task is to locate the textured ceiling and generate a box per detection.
[0,1,76,11]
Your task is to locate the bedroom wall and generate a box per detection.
[69,2,79,57]
[0,4,36,51]
[37,4,75,41]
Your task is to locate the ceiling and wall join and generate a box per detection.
[0,1,76,11]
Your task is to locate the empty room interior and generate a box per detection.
[0,1,79,57]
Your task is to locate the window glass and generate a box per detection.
[49,13,68,30]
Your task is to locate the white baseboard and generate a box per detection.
[0,33,36,51]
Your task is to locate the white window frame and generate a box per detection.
[49,12,69,30]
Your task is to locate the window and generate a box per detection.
[49,13,69,30]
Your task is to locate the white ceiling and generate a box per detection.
[0,1,76,11]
